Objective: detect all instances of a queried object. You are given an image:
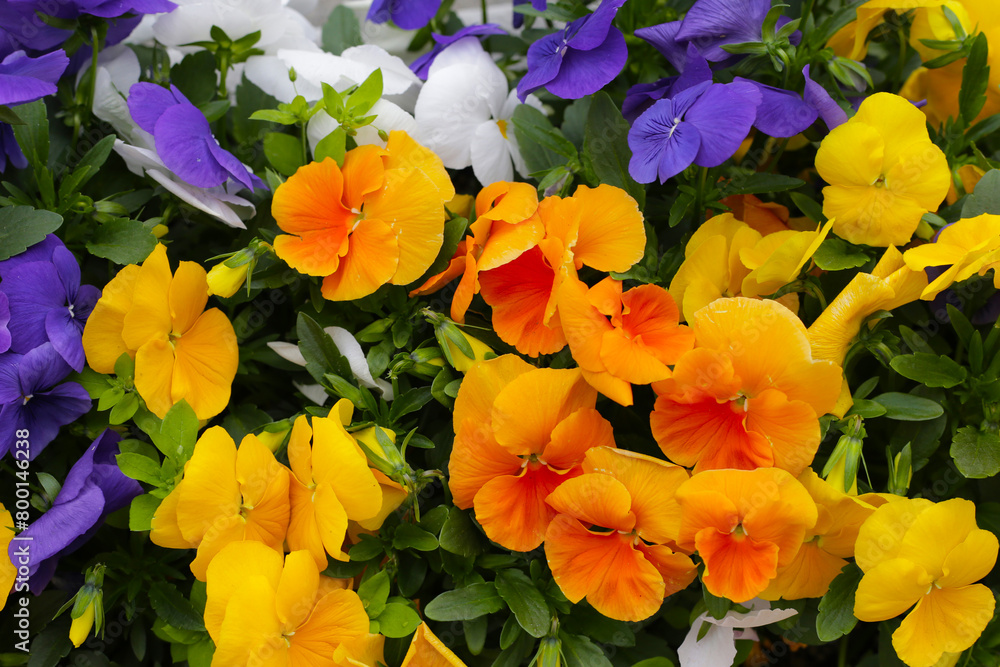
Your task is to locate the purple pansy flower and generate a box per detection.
[0,49,69,106]
[735,77,818,137]
[0,236,101,371]
[803,65,848,130]
[517,0,628,101]
[8,0,176,20]
[623,42,711,122]
[0,343,92,459]
[127,82,263,191]
[9,429,142,593]
[0,123,27,172]
[367,0,442,30]
[0,292,10,353]
[411,24,507,79]
[513,0,547,29]
[628,79,761,184]
[674,0,799,62]
[0,3,70,58]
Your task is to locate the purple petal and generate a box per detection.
[154,103,230,188]
[73,284,101,325]
[674,43,713,94]
[544,28,628,100]
[0,50,69,106]
[21,382,92,458]
[635,21,688,70]
[45,308,84,372]
[803,65,847,130]
[19,342,72,392]
[13,483,104,575]
[685,81,761,167]
[0,292,9,354]
[512,0,546,29]
[50,245,81,302]
[0,4,71,54]
[735,78,817,137]
[127,81,181,134]
[0,234,62,279]
[657,122,702,183]
[84,0,177,17]
[411,24,506,79]
[207,139,256,192]
[628,98,703,184]
[517,32,564,101]
[623,78,675,123]
[367,0,442,29]
[565,0,627,51]
[676,0,770,61]
[0,353,21,404]
[0,123,28,172]
[3,260,65,354]
[58,430,112,502]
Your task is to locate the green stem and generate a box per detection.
[837,635,848,667]
[692,166,708,228]
[481,0,488,24]
[300,122,308,164]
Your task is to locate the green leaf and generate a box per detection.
[263,132,306,176]
[322,5,363,54]
[11,100,48,166]
[0,206,63,261]
[560,633,613,667]
[721,173,804,196]
[314,126,347,165]
[347,68,383,116]
[27,624,73,667]
[872,392,944,421]
[951,426,1000,478]
[388,387,433,423]
[789,191,826,223]
[582,92,645,208]
[0,105,24,125]
[812,238,870,271]
[148,582,205,631]
[495,569,549,638]
[438,506,487,557]
[36,472,61,503]
[960,32,990,125]
[157,399,200,465]
[62,134,117,194]
[87,218,157,265]
[358,569,390,618]
[424,582,505,621]
[847,398,887,419]
[98,385,125,411]
[249,109,298,125]
[349,535,385,561]
[631,660,676,667]
[703,583,731,620]
[816,563,864,641]
[376,603,422,638]
[117,452,163,485]
[297,312,353,382]
[511,105,575,174]
[962,169,1000,217]
[392,523,439,552]
[199,99,231,123]
[889,353,968,388]
[170,51,217,106]
[129,494,161,531]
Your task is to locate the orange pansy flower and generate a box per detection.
[559,277,695,406]
[545,447,696,622]
[273,131,454,300]
[81,243,238,420]
[448,355,615,552]
[149,427,290,581]
[651,298,841,475]
[676,467,818,603]
[478,184,645,357]
[720,193,791,236]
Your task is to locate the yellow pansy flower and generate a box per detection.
[205,542,368,666]
[815,93,950,247]
[739,220,834,298]
[149,427,290,581]
[401,623,468,667]
[81,244,238,420]
[903,214,1000,299]
[854,498,998,667]
[0,504,14,612]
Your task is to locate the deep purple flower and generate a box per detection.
[513,0,547,29]
[0,50,69,106]
[8,0,175,20]
[127,82,262,191]
[675,0,798,62]
[0,292,9,353]
[0,344,92,459]
[0,237,101,371]
[0,123,27,172]
[735,78,817,137]
[367,0,442,30]
[628,79,761,184]
[517,0,628,101]
[623,42,711,122]
[411,24,507,79]
[803,65,847,130]
[8,429,142,592]
[635,20,689,71]
[0,3,70,58]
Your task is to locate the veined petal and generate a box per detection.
[291,589,369,662]
[543,407,616,470]
[321,218,399,301]
[761,541,849,601]
[170,308,238,420]
[341,144,386,212]
[855,557,933,622]
[236,435,290,549]
[474,464,570,552]
[205,541,284,642]
[276,550,320,631]
[167,261,209,335]
[545,473,636,533]
[893,585,996,667]
[855,498,935,572]
[570,184,645,273]
[697,529,780,603]
[176,427,240,544]
[122,244,172,350]
[938,529,999,589]
[744,389,821,476]
[133,338,176,420]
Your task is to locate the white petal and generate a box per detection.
[713,605,799,629]
[678,617,738,667]
[341,44,421,109]
[145,169,252,228]
[325,326,394,400]
[268,341,307,366]
[244,55,302,103]
[471,121,514,186]
[354,99,417,147]
[306,110,342,155]
[428,36,491,78]
[277,48,370,98]
[294,382,330,406]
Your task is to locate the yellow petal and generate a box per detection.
[854,498,934,572]
[133,338,175,419]
[236,434,290,549]
[401,623,468,667]
[82,264,140,373]
[170,308,239,420]
[893,586,996,667]
[213,574,285,667]
[897,498,982,580]
[939,529,999,589]
[291,589,371,663]
[176,427,240,544]
[205,541,284,642]
[276,550,320,630]
[570,184,645,273]
[168,260,209,335]
[369,168,446,287]
[854,557,932,621]
[311,417,382,521]
[122,244,172,350]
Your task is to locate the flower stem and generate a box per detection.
[837,635,848,667]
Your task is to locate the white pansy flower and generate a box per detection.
[414,36,541,186]
[678,599,799,667]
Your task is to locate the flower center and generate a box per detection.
[22,394,32,405]
[68,303,75,318]
[497,118,508,139]
[873,174,887,188]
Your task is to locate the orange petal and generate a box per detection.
[149,484,196,549]
[744,388,821,476]
[697,528,780,603]
[212,574,284,666]
[401,622,468,667]
[133,338,176,419]
[409,238,469,297]
[236,435,290,549]
[543,408,616,470]
[571,184,646,273]
[168,261,209,335]
[618,284,694,365]
[383,130,455,202]
[580,368,634,407]
[558,276,613,374]
[474,464,571,552]
[170,308,238,420]
[175,427,239,542]
[288,475,330,568]
[451,245,480,323]
[545,473,636,533]
[341,144,387,211]
[321,218,399,301]
[637,543,697,597]
[291,589,369,662]
[760,541,848,601]
[599,328,673,385]
[546,515,666,622]
[449,419,524,509]
[190,513,248,582]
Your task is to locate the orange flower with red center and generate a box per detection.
[676,467,818,603]
[651,297,841,475]
[559,277,695,406]
[477,184,646,356]
[545,447,697,621]
[273,131,454,300]
[448,355,615,552]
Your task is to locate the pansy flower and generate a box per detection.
[545,447,697,622]
[516,0,628,101]
[9,430,141,592]
[410,24,506,79]
[902,214,1000,299]
[366,0,442,30]
[127,82,262,192]
[0,49,69,170]
[82,244,239,420]
[673,0,800,62]
[676,467,818,603]
[651,298,841,475]
[678,599,799,667]
[401,623,467,666]
[8,0,176,19]
[448,355,616,552]
[0,343,91,459]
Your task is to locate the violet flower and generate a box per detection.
[674,0,798,62]
[0,236,100,371]
[517,0,628,101]
[127,82,263,191]
[8,429,142,592]
[0,292,9,353]
[7,0,176,20]
[411,24,507,79]
[0,343,92,459]
[803,64,848,130]
[623,42,711,122]
[628,79,761,184]
[367,0,442,30]
[735,78,817,137]
[0,3,70,58]
[0,49,68,171]
[0,124,26,172]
